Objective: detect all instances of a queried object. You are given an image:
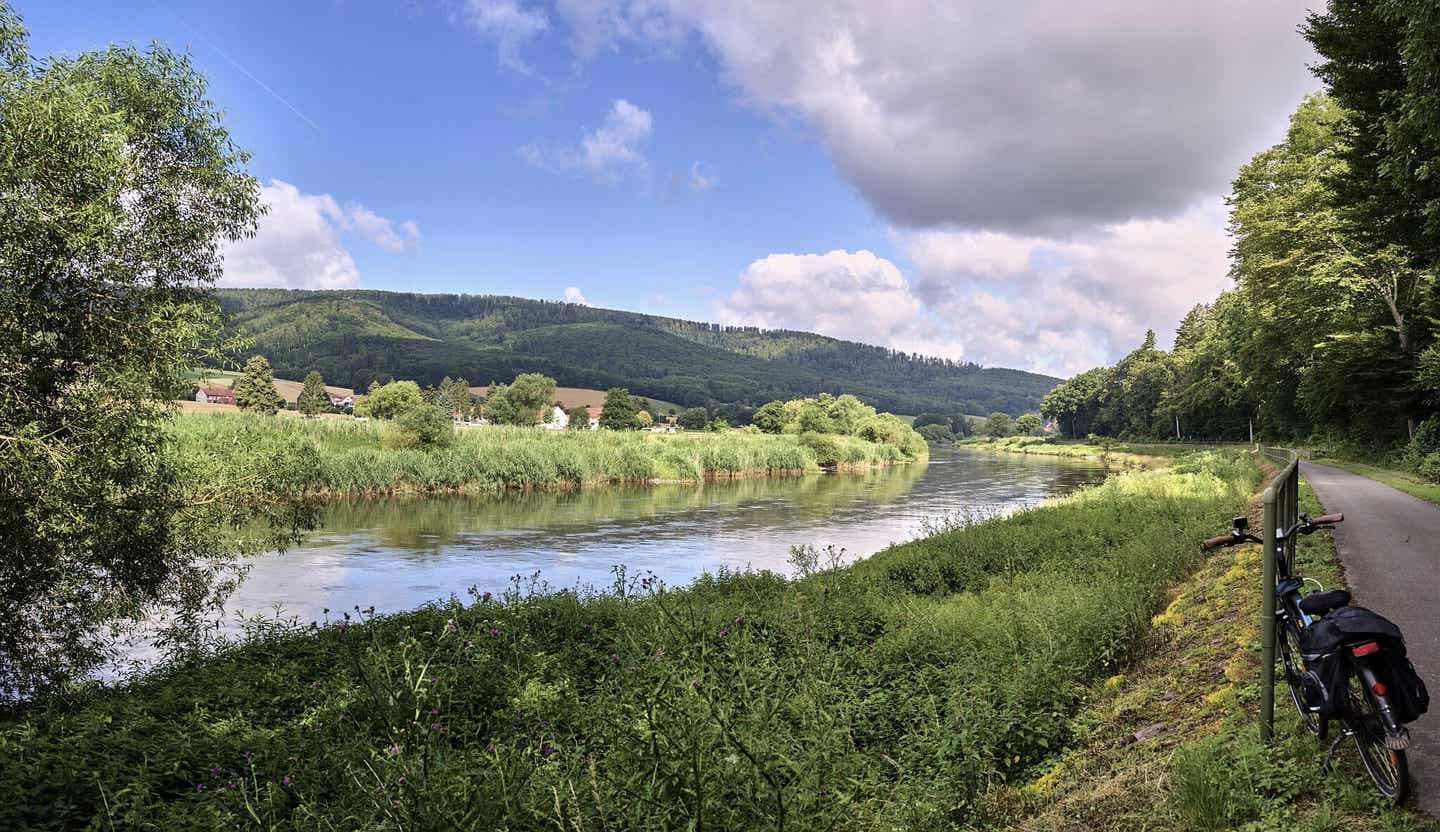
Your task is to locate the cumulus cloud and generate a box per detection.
[717,250,925,347]
[521,99,653,180]
[548,0,1316,235]
[458,0,550,72]
[219,180,420,290]
[563,286,591,305]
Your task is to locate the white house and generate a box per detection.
[542,405,569,430]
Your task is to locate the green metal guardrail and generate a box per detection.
[1258,446,1300,743]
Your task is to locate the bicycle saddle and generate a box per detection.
[1299,589,1352,616]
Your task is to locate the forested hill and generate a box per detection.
[214,289,1057,416]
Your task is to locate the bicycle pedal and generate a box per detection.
[1385,729,1411,751]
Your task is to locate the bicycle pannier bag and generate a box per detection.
[1299,605,1429,723]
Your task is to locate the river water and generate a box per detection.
[223,448,1109,624]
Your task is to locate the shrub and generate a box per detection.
[382,405,455,450]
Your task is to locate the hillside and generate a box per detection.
[214,289,1057,416]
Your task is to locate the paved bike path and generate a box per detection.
[1301,461,1440,815]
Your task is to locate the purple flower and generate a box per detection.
[398,776,407,786]
[540,742,555,757]
[718,628,729,638]
[489,628,501,638]
[195,783,205,793]
[481,592,492,602]
[282,775,292,787]
[210,766,219,776]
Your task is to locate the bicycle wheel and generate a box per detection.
[1277,620,1322,735]
[1344,673,1410,804]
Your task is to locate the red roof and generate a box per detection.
[585,406,602,418]
[200,388,234,400]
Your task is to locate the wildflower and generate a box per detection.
[398,776,407,786]
[734,616,745,626]
[718,628,729,638]
[489,627,501,638]
[481,592,492,602]
[430,708,439,716]
[386,743,401,756]
[540,742,555,757]
[311,680,320,688]
[611,654,620,664]
[282,775,293,787]
[210,766,219,777]
[464,641,473,649]
[445,620,457,633]
[195,784,205,793]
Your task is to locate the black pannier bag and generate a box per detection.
[1299,605,1429,723]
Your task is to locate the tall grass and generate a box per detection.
[0,451,1258,830]
[171,413,920,497]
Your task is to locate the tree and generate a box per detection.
[298,370,329,417]
[367,380,425,420]
[636,410,654,429]
[679,406,710,431]
[383,404,455,449]
[916,423,955,444]
[913,413,950,429]
[1014,413,1044,436]
[751,401,787,433]
[985,412,1014,438]
[233,355,281,414]
[566,405,591,430]
[507,373,557,424]
[0,6,312,698]
[600,387,641,430]
[434,376,472,420]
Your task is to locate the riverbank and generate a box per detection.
[955,435,1180,468]
[172,413,924,498]
[975,482,1435,831]
[0,450,1259,830]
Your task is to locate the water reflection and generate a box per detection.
[227,448,1107,623]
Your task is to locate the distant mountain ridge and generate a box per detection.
[214,289,1058,416]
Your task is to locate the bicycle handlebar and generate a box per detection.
[1312,513,1343,525]
[1202,533,1237,550]
[1201,512,1344,550]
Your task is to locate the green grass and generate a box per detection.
[170,413,919,497]
[972,480,1437,831]
[957,435,1208,467]
[1309,457,1440,507]
[0,450,1259,830]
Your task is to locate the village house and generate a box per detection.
[541,405,568,429]
[585,406,601,430]
[195,387,235,405]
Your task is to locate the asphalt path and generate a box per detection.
[1301,461,1440,815]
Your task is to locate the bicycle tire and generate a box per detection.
[1277,619,1323,735]
[1344,674,1410,804]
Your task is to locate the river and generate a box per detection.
[223,447,1109,624]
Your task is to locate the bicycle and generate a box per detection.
[1203,512,1414,803]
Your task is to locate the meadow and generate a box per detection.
[170,413,915,498]
[0,450,1258,830]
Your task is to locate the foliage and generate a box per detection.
[0,6,314,699]
[382,405,455,450]
[599,387,641,430]
[160,413,920,495]
[0,452,1256,829]
[915,422,955,444]
[565,405,589,430]
[297,370,328,417]
[635,409,653,429]
[679,406,711,431]
[233,355,281,414]
[212,288,1060,417]
[508,373,556,422]
[1014,413,1043,436]
[985,412,1014,438]
[434,375,473,419]
[364,380,424,421]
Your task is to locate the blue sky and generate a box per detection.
[22,0,1320,376]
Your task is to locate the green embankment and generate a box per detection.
[957,436,1192,468]
[171,413,919,497]
[0,451,1258,830]
[979,482,1437,831]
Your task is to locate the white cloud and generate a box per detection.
[688,161,715,191]
[563,286,591,305]
[459,0,550,72]
[521,99,653,180]
[548,0,1316,235]
[219,180,420,290]
[717,250,925,347]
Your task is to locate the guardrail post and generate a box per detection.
[1260,482,1278,744]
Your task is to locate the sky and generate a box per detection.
[23,0,1320,377]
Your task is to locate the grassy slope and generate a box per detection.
[0,452,1255,830]
[976,481,1438,832]
[957,436,1191,468]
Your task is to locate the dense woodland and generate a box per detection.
[215,289,1056,418]
[1045,3,1440,454]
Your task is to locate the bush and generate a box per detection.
[382,405,455,450]
[1403,416,1440,474]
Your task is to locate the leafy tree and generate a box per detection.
[1014,413,1044,436]
[985,413,1014,438]
[0,7,312,698]
[383,404,455,449]
[916,423,955,444]
[679,406,710,431]
[706,417,731,432]
[636,410,654,429]
[233,355,281,414]
[434,375,472,419]
[913,413,950,429]
[566,405,591,430]
[507,373,557,424]
[367,380,425,420]
[949,414,973,438]
[298,370,329,417]
[600,387,641,430]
